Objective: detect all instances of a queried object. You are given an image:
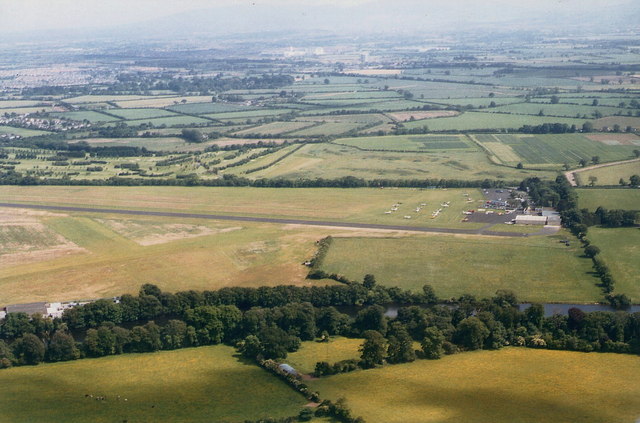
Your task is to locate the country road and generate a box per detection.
[0,202,546,238]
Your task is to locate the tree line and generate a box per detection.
[2,282,640,370]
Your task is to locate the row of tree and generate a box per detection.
[2,284,640,369]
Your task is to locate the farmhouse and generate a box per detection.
[514,215,548,225]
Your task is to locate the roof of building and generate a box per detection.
[278,364,298,375]
[515,215,548,222]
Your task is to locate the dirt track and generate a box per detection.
[0,202,552,238]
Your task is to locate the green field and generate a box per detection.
[404,112,589,131]
[577,188,640,210]
[0,213,325,305]
[284,337,363,375]
[104,115,213,127]
[232,121,314,136]
[0,125,52,137]
[335,134,473,151]
[245,142,556,181]
[287,122,364,136]
[0,345,307,423]
[588,227,640,299]
[51,111,122,123]
[575,160,640,186]
[490,102,623,118]
[204,108,293,121]
[168,102,249,114]
[319,233,600,302]
[308,347,640,423]
[105,108,179,120]
[476,134,638,166]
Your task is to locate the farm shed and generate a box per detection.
[514,215,548,225]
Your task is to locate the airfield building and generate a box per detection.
[514,215,548,225]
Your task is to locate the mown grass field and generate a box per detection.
[0,186,488,227]
[577,188,640,210]
[105,108,179,120]
[319,233,600,302]
[587,227,640,299]
[0,345,308,423]
[51,111,122,123]
[575,160,640,186]
[308,347,640,423]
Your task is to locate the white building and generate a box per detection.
[515,215,548,225]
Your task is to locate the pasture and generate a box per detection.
[587,227,640,299]
[285,337,363,375]
[577,188,640,211]
[574,160,640,186]
[319,233,601,302]
[0,345,307,423]
[105,108,179,120]
[308,348,640,423]
[51,111,122,123]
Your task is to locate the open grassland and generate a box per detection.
[285,338,363,375]
[70,136,190,150]
[475,134,638,166]
[593,116,640,131]
[334,134,473,151]
[588,227,640,299]
[308,348,640,423]
[247,143,556,181]
[204,108,294,121]
[577,188,640,210]
[287,122,364,136]
[0,212,327,304]
[232,121,314,136]
[115,96,214,109]
[403,111,589,131]
[0,345,307,423]
[64,95,175,104]
[574,160,640,186]
[319,233,600,302]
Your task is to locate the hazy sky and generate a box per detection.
[0,0,636,35]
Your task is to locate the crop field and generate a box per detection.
[246,143,556,181]
[593,116,640,131]
[334,134,473,151]
[577,188,640,211]
[319,233,600,302]
[0,99,47,108]
[386,110,459,121]
[587,227,640,299]
[308,348,640,423]
[431,97,525,108]
[403,111,589,131]
[51,111,122,123]
[105,108,179,120]
[297,113,389,125]
[303,91,401,101]
[476,134,638,166]
[574,160,640,186]
[0,125,52,137]
[0,345,307,423]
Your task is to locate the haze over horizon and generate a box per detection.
[1,0,638,41]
